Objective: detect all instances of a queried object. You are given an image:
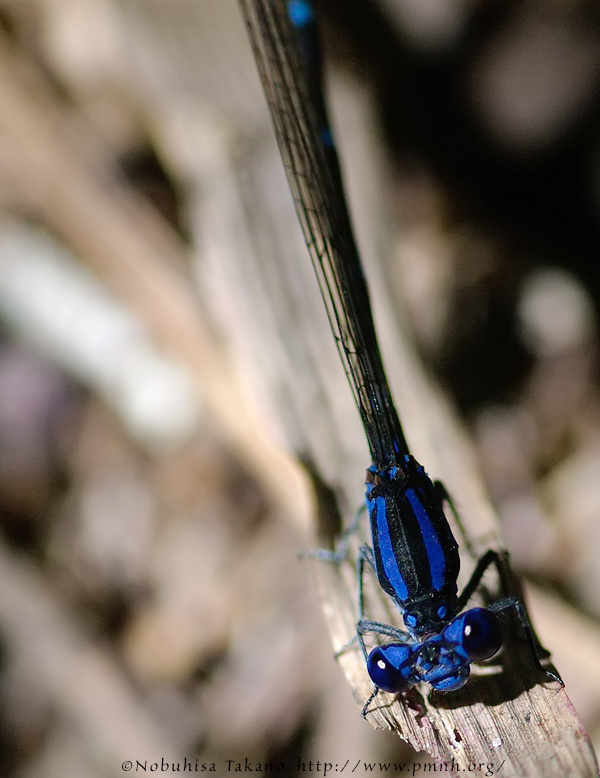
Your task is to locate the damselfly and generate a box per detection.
[238,0,558,715]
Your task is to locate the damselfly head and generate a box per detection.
[366,607,502,696]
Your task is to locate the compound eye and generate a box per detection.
[367,644,413,694]
[462,608,502,660]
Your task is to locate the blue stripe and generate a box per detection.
[374,496,408,601]
[406,489,445,591]
[287,0,313,28]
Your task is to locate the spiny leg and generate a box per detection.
[361,687,380,718]
[331,543,379,663]
[335,618,411,659]
[457,549,511,610]
[334,546,411,658]
[490,597,562,685]
[357,619,411,642]
[458,549,560,684]
[355,543,376,663]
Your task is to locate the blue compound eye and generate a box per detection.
[462,608,502,660]
[367,645,413,694]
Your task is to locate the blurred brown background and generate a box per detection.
[2,0,600,775]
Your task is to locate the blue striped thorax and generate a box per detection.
[363,457,504,693]
[365,456,460,638]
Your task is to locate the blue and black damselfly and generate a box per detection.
[238,0,559,715]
